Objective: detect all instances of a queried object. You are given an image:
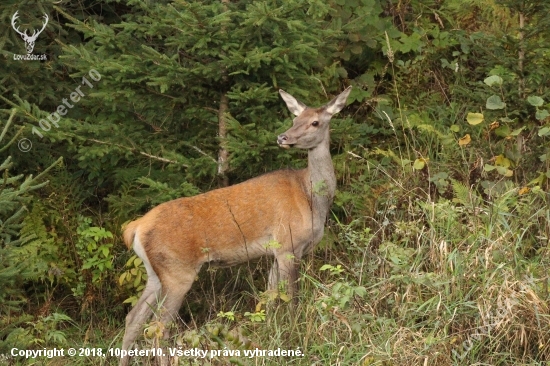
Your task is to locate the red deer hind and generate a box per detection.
[120,86,352,364]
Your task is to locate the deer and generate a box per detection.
[119,86,352,365]
[11,11,49,54]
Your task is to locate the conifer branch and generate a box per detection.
[88,138,188,167]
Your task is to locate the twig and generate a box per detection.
[346,151,364,160]
[183,143,217,163]
[0,109,25,153]
[88,138,188,167]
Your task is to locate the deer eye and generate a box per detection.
[311,121,319,127]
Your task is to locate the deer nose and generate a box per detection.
[277,134,288,145]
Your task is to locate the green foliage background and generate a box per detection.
[0,0,549,364]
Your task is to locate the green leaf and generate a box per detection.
[510,127,525,136]
[350,45,362,55]
[450,124,460,132]
[496,166,513,177]
[484,164,496,172]
[486,95,506,110]
[535,109,549,121]
[354,286,367,297]
[527,96,544,107]
[538,127,550,137]
[494,125,511,138]
[484,75,503,86]
[336,67,348,78]
[466,112,484,125]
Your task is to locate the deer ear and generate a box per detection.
[279,90,307,116]
[325,86,352,115]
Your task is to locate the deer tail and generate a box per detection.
[122,220,140,249]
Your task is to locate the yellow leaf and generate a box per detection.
[133,271,141,287]
[363,357,376,365]
[458,134,471,146]
[467,112,484,125]
[518,187,530,195]
[279,293,291,302]
[123,296,137,304]
[145,326,155,338]
[489,121,499,130]
[118,272,126,286]
[496,166,514,177]
[145,323,163,339]
[494,154,511,168]
[255,301,264,313]
[262,289,279,301]
[413,158,426,170]
[125,255,136,267]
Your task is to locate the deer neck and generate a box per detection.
[306,130,336,223]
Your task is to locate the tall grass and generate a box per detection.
[55,170,548,366]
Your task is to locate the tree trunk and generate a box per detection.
[217,0,231,187]
[518,11,525,99]
[217,93,229,187]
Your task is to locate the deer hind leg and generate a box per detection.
[155,268,199,366]
[120,234,162,366]
[120,272,161,366]
[268,252,299,299]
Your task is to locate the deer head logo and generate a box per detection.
[11,11,49,54]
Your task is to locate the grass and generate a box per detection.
[4,126,550,366]
[5,174,548,366]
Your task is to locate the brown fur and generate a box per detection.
[124,169,312,273]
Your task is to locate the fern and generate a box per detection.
[451,179,476,207]
[17,205,64,283]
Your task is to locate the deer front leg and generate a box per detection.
[268,252,299,300]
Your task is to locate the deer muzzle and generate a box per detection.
[277,134,294,149]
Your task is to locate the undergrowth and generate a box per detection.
[109,157,549,365]
[4,175,548,365]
